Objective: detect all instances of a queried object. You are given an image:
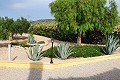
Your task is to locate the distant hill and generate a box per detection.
[31,19,54,23]
[30,19,57,28]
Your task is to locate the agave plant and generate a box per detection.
[27,43,43,61]
[56,42,74,60]
[28,34,36,44]
[102,35,120,55]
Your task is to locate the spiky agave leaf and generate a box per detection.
[28,34,36,44]
[57,42,74,60]
[27,47,33,60]
[35,46,43,61]
[27,43,43,61]
[103,35,120,55]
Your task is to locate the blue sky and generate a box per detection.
[0,0,120,21]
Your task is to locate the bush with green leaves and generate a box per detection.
[56,42,74,60]
[43,47,57,58]
[27,43,43,61]
[28,34,36,44]
[102,35,120,55]
[73,45,103,58]
[43,45,103,58]
[37,41,45,44]
[0,26,9,40]
[11,40,31,47]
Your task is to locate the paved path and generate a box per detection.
[0,58,120,80]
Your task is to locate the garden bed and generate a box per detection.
[0,34,120,63]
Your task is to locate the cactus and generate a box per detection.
[27,43,43,61]
[102,35,120,55]
[56,42,74,60]
[28,34,36,44]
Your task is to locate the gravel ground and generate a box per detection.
[0,58,120,80]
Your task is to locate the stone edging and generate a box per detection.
[0,54,120,69]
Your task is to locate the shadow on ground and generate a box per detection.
[27,63,43,80]
[48,68,120,80]
[0,43,9,47]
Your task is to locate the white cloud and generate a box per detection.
[12,0,54,10]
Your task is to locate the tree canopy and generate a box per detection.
[0,17,30,40]
[49,0,118,44]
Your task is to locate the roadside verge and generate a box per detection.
[0,54,120,69]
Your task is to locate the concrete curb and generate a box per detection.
[0,54,120,69]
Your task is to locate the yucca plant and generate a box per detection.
[102,35,120,55]
[28,34,36,44]
[56,42,74,60]
[27,43,43,61]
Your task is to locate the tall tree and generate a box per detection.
[0,17,30,40]
[3,17,14,40]
[15,17,30,35]
[49,0,118,45]
[0,17,8,40]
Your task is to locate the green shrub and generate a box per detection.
[37,41,45,44]
[72,45,103,58]
[43,47,57,58]
[43,45,103,58]
[102,35,120,55]
[11,40,31,47]
[19,43,32,47]
[11,41,19,45]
